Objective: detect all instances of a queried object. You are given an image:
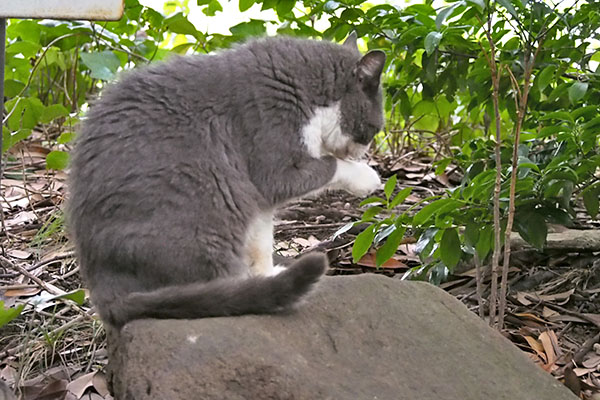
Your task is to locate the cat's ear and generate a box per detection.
[343,32,358,50]
[356,50,386,89]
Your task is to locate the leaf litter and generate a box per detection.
[1,139,599,399]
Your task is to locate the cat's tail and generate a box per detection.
[105,252,327,328]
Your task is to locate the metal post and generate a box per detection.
[0,18,5,174]
[0,18,5,243]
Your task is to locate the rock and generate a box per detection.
[110,275,576,400]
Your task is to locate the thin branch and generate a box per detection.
[497,40,544,329]
[477,11,503,329]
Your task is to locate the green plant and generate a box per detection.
[347,0,599,328]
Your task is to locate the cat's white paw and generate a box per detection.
[267,264,287,277]
[330,159,381,197]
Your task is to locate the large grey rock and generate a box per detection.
[110,275,576,400]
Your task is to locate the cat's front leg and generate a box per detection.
[328,159,381,197]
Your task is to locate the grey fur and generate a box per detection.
[69,36,385,328]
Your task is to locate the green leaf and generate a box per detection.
[376,226,406,267]
[46,151,70,170]
[164,13,199,36]
[496,0,518,18]
[424,31,442,55]
[515,212,547,250]
[4,80,25,97]
[172,42,194,55]
[239,0,255,11]
[538,125,568,138]
[80,51,121,81]
[475,225,494,260]
[352,225,376,263]
[276,0,295,16]
[435,3,460,30]
[9,20,41,43]
[434,158,452,175]
[203,0,223,16]
[53,289,86,306]
[415,228,438,258]
[7,41,41,58]
[572,106,599,121]
[362,206,383,221]
[582,116,600,130]
[389,187,412,209]
[3,128,32,152]
[413,198,461,226]
[464,221,479,247]
[568,82,588,104]
[536,66,555,91]
[57,132,76,144]
[333,222,354,239]
[543,167,578,184]
[398,89,412,121]
[582,186,599,219]
[0,301,24,328]
[384,175,397,201]
[540,111,573,123]
[39,104,69,124]
[466,0,484,12]
[230,20,266,37]
[440,228,461,270]
[5,97,44,131]
[359,196,385,207]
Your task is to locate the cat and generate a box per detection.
[68,32,386,329]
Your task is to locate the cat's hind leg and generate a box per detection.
[244,210,281,276]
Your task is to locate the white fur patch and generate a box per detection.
[301,102,369,159]
[267,264,287,277]
[243,210,276,276]
[329,159,381,197]
[301,103,343,157]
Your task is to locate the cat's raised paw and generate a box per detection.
[331,159,381,197]
[349,162,382,197]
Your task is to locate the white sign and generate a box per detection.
[0,0,124,21]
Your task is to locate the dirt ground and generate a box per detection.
[0,142,599,399]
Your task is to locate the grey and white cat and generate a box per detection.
[69,33,385,329]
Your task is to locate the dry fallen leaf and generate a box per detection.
[524,335,547,363]
[23,379,68,400]
[542,306,560,319]
[357,252,408,270]
[539,331,558,369]
[3,287,41,297]
[514,312,550,324]
[529,289,575,304]
[66,372,95,398]
[6,249,32,259]
[92,371,110,398]
[516,292,533,306]
[292,237,311,247]
[573,367,595,377]
[582,354,600,369]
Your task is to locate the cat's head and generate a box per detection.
[328,33,386,159]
